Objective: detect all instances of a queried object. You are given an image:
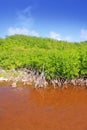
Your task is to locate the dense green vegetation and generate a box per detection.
[0,35,87,80]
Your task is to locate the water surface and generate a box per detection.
[0,86,87,130]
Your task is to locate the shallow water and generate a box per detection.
[0,86,87,130]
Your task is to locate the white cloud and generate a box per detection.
[49,31,61,40]
[49,31,72,41]
[7,27,39,37]
[29,30,39,37]
[64,36,72,41]
[80,29,87,40]
[17,6,33,28]
[7,6,40,37]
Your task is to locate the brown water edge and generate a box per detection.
[0,80,87,88]
[0,81,33,88]
[0,86,87,130]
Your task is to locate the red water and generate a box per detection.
[0,86,87,130]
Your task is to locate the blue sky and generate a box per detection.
[0,0,87,41]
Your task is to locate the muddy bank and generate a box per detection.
[0,87,87,130]
[0,68,87,88]
[0,81,87,89]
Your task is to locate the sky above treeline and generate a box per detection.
[0,0,87,42]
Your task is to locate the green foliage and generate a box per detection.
[0,34,87,79]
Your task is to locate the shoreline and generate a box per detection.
[0,81,86,89]
[0,79,87,89]
[0,68,87,88]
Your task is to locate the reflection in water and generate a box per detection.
[0,87,87,130]
[29,87,87,108]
